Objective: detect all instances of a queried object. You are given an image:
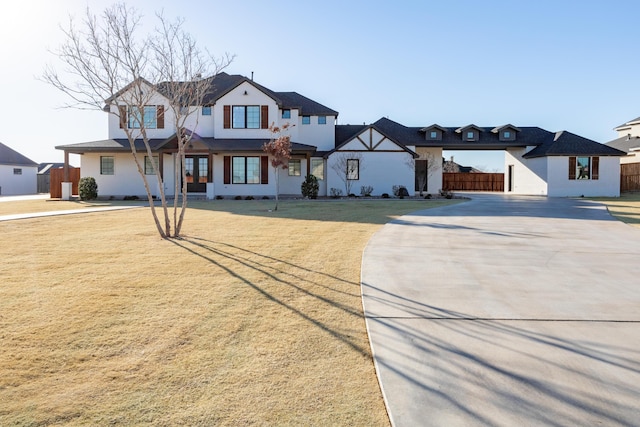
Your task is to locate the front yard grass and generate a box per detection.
[591,193,640,228]
[0,199,459,426]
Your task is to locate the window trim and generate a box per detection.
[144,156,158,175]
[288,159,301,176]
[347,159,359,180]
[202,105,212,116]
[13,168,22,175]
[569,156,599,180]
[232,156,261,184]
[128,105,158,129]
[100,156,115,175]
[282,109,291,119]
[302,115,311,125]
[318,116,327,125]
[232,105,261,129]
[466,131,475,140]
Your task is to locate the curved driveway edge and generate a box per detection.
[361,194,640,426]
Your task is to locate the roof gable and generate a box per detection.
[0,142,37,166]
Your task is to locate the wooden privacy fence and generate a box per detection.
[621,163,640,193]
[443,173,504,192]
[50,168,80,198]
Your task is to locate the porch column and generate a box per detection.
[61,150,72,200]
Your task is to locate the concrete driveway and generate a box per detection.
[361,194,640,426]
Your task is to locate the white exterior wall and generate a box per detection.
[547,156,620,197]
[620,152,639,165]
[278,159,307,196]
[326,151,413,197]
[81,152,174,198]
[505,148,548,195]
[213,82,278,140]
[0,165,37,195]
[413,146,443,194]
[297,115,336,151]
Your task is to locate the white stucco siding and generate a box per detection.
[414,146,443,194]
[326,151,413,196]
[297,116,335,151]
[0,165,37,195]
[81,152,173,197]
[505,148,548,195]
[546,156,620,197]
[278,158,307,196]
[213,82,279,139]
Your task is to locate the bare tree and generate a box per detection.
[42,3,232,238]
[406,152,439,195]
[262,122,293,211]
[330,152,364,196]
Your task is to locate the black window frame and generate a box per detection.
[232,105,261,129]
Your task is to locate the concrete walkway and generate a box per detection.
[362,193,640,426]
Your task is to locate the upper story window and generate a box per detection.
[128,105,159,129]
[466,131,475,140]
[13,168,22,175]
[282,109,291,119]
[503,131,511,139]
[430,131,438,139]
[318,116,327,125]
[233,105,260,129]
[223,105,268,129]
[302,116,311,125]
[202,106,212,116]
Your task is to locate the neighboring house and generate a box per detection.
[605,117,640,165]
[0,142,38,196]
[56,72,625,198]
[443,156,482,173]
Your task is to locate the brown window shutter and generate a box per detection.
[118,106,127,128]
[568,156,576,180]
[261,156,269,184]
[223,156,231,184]
[157,105,164,129]
[592,156,599,180]
[223,105,231,129]
[261,105,269,129]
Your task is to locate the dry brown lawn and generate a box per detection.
[0,199,137,216]
[0,198,459,426]
[591,193,640,228]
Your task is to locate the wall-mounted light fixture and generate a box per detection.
[243,90,248,95]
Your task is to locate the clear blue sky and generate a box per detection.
[1,0,638,171]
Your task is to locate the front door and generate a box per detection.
[185,155,208,193]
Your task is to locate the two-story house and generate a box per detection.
[57,72,338,199]
[56,72,625,199]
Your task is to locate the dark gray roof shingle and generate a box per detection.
[0,142,38,166]
[605,135,640,153]
[523,131,626,158]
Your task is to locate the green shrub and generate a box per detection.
[301,174,319,199]
[78,177,98,200]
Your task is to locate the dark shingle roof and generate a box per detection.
[56,137,316,155]
[0,142,37,166]
[197,73,337,115]
[38,163,71,175]
[523,131,626,158]
[274,92,338,116]
[363,117,554,150]
[614,116,640,130]
[605,135,640,153]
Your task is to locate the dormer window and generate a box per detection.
[422,125,445,141]
[466,131,475,140]
[430,131,437,139]
[503,131,511,139]
[492,125,520,141]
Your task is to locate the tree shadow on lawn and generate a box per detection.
[169,236,371,357]
[186,199,461,225]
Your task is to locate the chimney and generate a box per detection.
[251,71,254,81]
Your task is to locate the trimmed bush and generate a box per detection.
[301,174,319,199]
[78,177,98,200]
